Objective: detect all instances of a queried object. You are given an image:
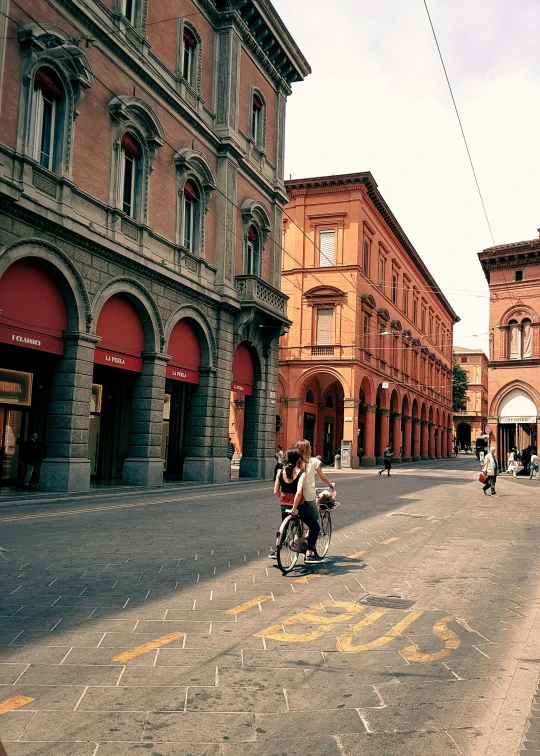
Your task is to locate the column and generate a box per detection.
[40,332,98,493]
[412,418,421,461]
[282,398,304,450]
[402,415,412,462]
[343,398,360,468]
[447,427,453,457]
[378,408,390,461]
[428,423,436,459]
[362,404,376,467]
[183,366,228,483]
[441,426,448,458]
[421,420,429,460]
[391,412,402,463]
[123,352,168,487]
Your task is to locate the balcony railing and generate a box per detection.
[235,275,287,319]
[311,345,335,356]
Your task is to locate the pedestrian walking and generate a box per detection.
[273,445,284,479]
[479,449,485,465]
[481,446,499,496]
[19,432,42,489]
[378,446,392,477]
[227,437,235,479]
[529,449,539,480]
[508,448,518,477]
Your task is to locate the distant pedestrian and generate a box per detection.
[529,449,539,480]
[19,432,42,489]
[274,445,284,479]
[454,445,459,457]
[482,446,498,496]
[479,449,485,464]
[508,448,518,477]
[379,446,392,477]
[227,437,235,479]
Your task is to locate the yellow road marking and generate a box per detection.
[224,595,273,615]
[110,632,184,662]
[293,570,327,583]
[401,615,460,662]
[337,610,423,653]
[381,537,399,545]
[0,696,34,715]
[254,600,363,643]
[347,550,367,559]
[408,527,423,533]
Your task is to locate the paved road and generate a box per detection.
[1,457,540,755]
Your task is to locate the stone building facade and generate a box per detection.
[0,0,309,490]
[278,172,459,466]
[452,346,489,449]
[479,233,540,459]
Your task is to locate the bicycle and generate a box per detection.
[275,486,338,574]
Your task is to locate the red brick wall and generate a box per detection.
[238,49,276,164]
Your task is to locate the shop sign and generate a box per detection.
[304,412,317,423]
[166,365,200,385]
[231,381,253,395]
[0,368,32,406]
[499,416,536,424]
[94,349,143,373]
[0,324,63,355]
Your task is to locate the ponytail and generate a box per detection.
[283,448,302,479]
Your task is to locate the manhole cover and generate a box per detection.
[357,595,417,609]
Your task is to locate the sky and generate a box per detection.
[272,0,540,355]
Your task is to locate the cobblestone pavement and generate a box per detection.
[1,457,540,755]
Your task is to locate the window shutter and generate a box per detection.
[316,308,333,345]
[319,230,335,267]
[184,29,196,47]
[184,180,198,199]
[34,68,62,98]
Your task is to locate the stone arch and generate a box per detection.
[92,278,164,354]
[240,198,272,248]
[500,303,540,326]
[294,367,349,398]
[0,239,90,333]
[412,398,420,419]
[165,305,217,369]
[402,394,411,417]
[490,380,540,418]
[390,388,401,412]
[359,374,375,405]
[428,405,434,424]
[421,402,427,422]
[375,381,390,411]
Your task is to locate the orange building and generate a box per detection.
[453,347,489,449]
[278,173,459,467]
[479,234,540,459]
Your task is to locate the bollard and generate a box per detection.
[334,453,341,469]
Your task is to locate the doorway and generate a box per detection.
[323,417,334,463]
[303,412,316,449]
[0,407,26,483]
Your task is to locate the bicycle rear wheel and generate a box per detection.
[316,509,332,557]
[277,518,302,573]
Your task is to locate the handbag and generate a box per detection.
[479,472,487,484]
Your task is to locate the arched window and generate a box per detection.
[508,320,520,359]
[182,29,196,86]
[245,225,261,275]
[29,67,63,171]
[183,180,199,252]
[250,90,266,149]
[522,318,533,359]
[306,389,315,404]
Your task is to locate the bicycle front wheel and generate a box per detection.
[277,518,302,574]
[316,509,332,557]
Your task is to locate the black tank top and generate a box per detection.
[279,469,301,494]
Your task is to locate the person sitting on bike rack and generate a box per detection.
[295,439,335,564]
[270,448,305,559]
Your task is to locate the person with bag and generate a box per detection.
[269,447,305,559]
[481,446,499,496]
[295,439,334,564]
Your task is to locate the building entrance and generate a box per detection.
[497,387,538,462]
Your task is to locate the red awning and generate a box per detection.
[34,67,62,98]
[231,343,254,395]
[121,133,140,157]
[167,319,201,384]
[0,259,67,355]
[95,294,145,372]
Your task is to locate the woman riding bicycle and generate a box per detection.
[270,448,304,559]
[294,439,335,564]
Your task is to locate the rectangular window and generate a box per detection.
[515,270,523,282]
[316,308,333,345]
[392,274,398,304]
[123,0,135,24]
[363,239,370,276]
[403,286,409,315]
[251,95,262,142]
[31,88,56,170]
[378,257,385,290]
[245,239,260,276]
[421,307,426,334]
[319,230,335,267]
[413,297,418,324]
[122,150,135,217]
[184,195,194,250]
[183,35,194,84]
[363,314,369,349]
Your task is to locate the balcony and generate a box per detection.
[235,275,288,321]
[311,345,334,356]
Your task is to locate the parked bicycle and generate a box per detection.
[276,486,339,574]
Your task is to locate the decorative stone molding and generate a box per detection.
[365,404,377,413]
[241,198,271,248]
[283,397,304,408]
[412,417,421,424]
[380,409,391,417]
[174,148,217,257]
[344,398,360,408]
[403,415,412,422]
[391,412,402,419]
[421,420,428,426]
[235,275,287,319]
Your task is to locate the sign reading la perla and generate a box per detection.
[0,368,32,406]
[94,348,143,373]
[499,416,536,424]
